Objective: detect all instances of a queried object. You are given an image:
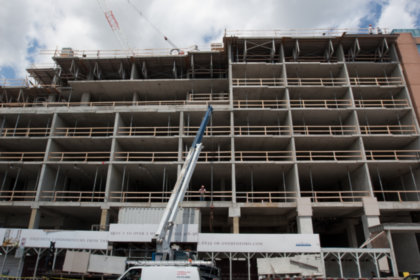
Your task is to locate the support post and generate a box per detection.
[100,207,109,231]
[17,248,24,277]
[229,252,232,280]
[0,247,10,275]
[386,230,399,277]
[92,167,99,201]
[233,217,239,233]
[247,252,251,280]
[28,207,40,229]
[229,207,240,233]
[81,92,91,104]
[1,170,8,192]
[52,248,58,271]
[346,219,358,247]
[337,253,343,278]
[33,248,43,277]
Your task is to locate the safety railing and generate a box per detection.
[188,93,229,101]
[233,100,287,109]
[296,150,363,161]
[115,151,233,162]
[7,189,420,203]
[115,151,179,162]
[40,190,106,202]
[345,53,393,62]
[109,190,233,202]
[236,191,297,203]
[0,99,228,108]
[235,125,291,135]
[373,190,420,202]
[301,190,370,202]
[0,78,30,87]
[225,28,391,37]
[0,152,45,161]
[0,127,51,137]
[115,151,295,162]
[293,125,357,135]
[54,127,114,137]
[0,98,409,110]
[48,152,110,161]
[190,151,231,162]
[354,99,409,108]
[118,126,179,136]
[235,151,293,161]
[284,55,338,63]
[119,125,293,136]
[232,78,285,87]
[289,99,353,108]
[360,125,417,135]
[287,77,347,86]
[184,126,231,136]
[0,190,37,201]
[28,63,57,69]
[7,150,417,162]
[366,150,420,160]
[43,46,199,58]
[187,69,227,77]
[350,77,404,86]
[234,54,281,62]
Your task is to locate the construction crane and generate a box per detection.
[125,0,182,54]
[96,0,133,54]
[97,0,182,54]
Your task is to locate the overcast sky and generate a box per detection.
[0,0,419,80]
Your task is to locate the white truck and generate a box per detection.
[118,261,219,280]
[118,106,220,280]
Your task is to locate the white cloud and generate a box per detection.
[377,0,420,28]
[0,0,419,79]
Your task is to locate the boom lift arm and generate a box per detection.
[152,106,213,260]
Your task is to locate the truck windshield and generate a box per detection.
[121,268,142,280]
[198,265,220,280]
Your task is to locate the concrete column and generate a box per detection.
[229,207,240,233]
[361,197,380,246]
[28,207,40,229]
[132,92,139,102]
[81,92,91,103]
[296,197,313,233]
[346,219,358,247]
[177,112,184,175]
[100,207,109,231]
[227,43,233,107]
[47,95,56,102]
[230,110,236,203]
[130,62,139,80]
[388,213,420,274]
[220,179,226,201]
[35,113,59,202]
[104,113,120,202]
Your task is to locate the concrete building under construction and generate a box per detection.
[0,28,420,279]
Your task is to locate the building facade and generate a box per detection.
[1,29,420,278]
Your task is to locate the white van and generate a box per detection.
[118,260,220,280]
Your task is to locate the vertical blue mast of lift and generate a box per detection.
[153,105,213,260]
